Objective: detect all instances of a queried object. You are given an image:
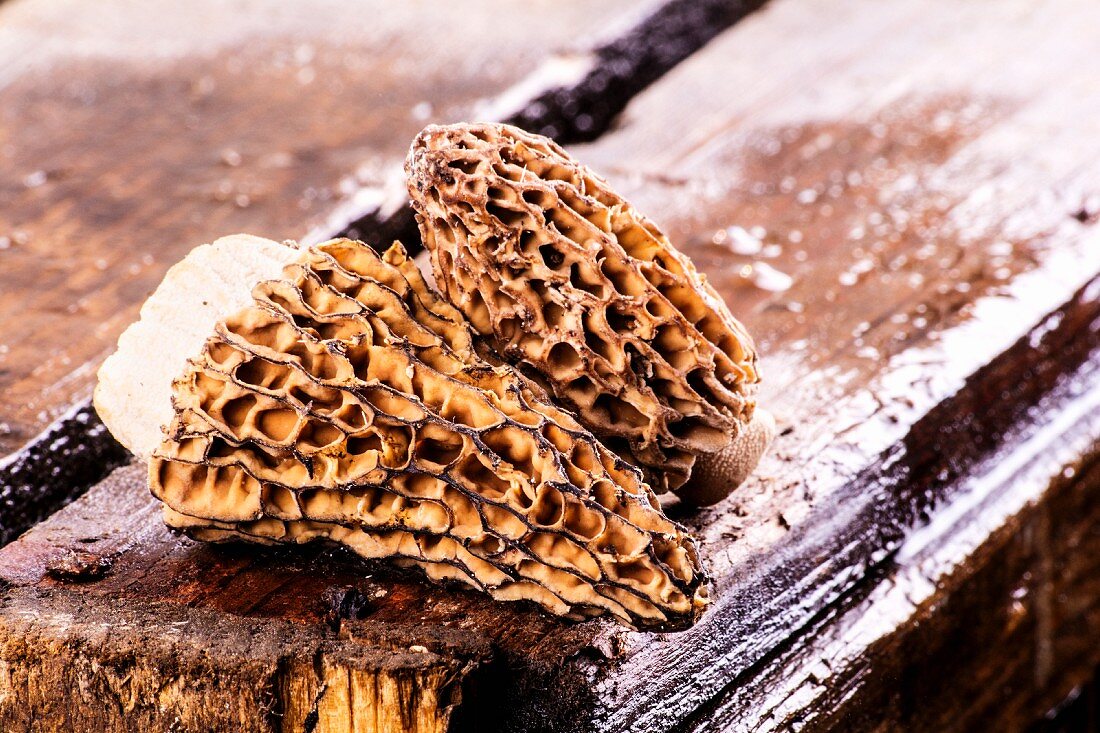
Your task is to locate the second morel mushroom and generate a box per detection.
[406,123,773,502]
[95,235,708,630]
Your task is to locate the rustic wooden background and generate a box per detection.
[0,0,1098,731]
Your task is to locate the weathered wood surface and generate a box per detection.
[0,577,488,733]
[0,0,659,461]
[561,0,1100,728]
[2,0,1100,731]
[0,0,717,542]
[690,323,1100,732]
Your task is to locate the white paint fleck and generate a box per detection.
[723,225,763,255]
[23,170,46,188]
[742,262,794,292]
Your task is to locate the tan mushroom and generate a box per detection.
[406,122,773,503]
[95,235,709,630]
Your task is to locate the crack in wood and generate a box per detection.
[512,0,770,144]
[300,649,327,733]
[0,402,128,547]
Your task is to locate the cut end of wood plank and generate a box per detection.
[93,234,305,459]
[0,583,484,733]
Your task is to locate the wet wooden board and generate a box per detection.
[704,367,1100,732]
[1,0,742,545]
[0,0,659,462]
[561,0,1100,728]
[2,0,1100,732]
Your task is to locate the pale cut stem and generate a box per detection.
[94,235,304,459]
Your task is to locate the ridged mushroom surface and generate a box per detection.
[406,123,761,493]
[122,237,707,630]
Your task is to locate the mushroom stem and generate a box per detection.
[674,409,776,507]
[94,235,305,460]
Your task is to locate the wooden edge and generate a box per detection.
[682,355,1100,731]
[0,585,491,733]
[583,274,1100,732]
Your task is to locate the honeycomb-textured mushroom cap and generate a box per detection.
[406,122,762,496]
[95,235,709,631]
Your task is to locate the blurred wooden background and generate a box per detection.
[0,0,1098,731]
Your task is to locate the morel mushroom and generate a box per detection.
[406,122,773,502]
[95,235,708,630]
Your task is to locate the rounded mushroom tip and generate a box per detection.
[403,120,765,497]
[674,409,777,507]
[408,122,473,157]
[409,122,447,150]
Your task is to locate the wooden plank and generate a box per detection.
[0,0,771,547]
[0,0,657,462]
[2,0,1100,731]
[558,0,1100,728]
[0,581,489,732]
[0,465,593,732]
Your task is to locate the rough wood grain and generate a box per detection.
[2,0,1100,730]
[0,582,487,732]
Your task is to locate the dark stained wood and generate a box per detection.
[681,358,1100,732]
[2,0,1100,731]
[1031,669,1100,733]
[0,0,659,461]
[0,402,129,547]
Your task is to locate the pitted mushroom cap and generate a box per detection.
[95,235,709,631]
[406,123,761,494]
